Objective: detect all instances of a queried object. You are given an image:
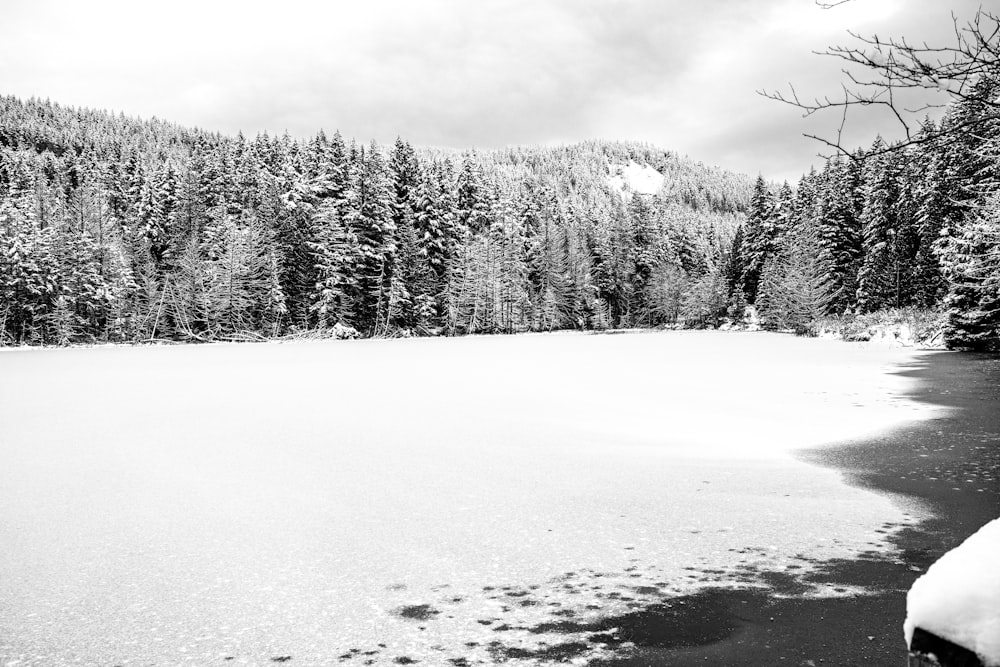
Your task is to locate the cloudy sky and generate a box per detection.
[0,0,984,182]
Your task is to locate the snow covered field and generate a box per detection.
[0,331,938,665]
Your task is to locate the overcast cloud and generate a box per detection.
[0,0,985,182]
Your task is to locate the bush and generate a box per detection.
[813,308,947,346]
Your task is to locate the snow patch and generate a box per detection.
[905,518,1000,666]
[606,161,664,198]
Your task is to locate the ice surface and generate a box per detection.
[905,518,1000,666]
[0,331,936,665]
[606,160,664,197]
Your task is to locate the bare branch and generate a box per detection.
[763,7,1000,156]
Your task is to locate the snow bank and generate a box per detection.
[813,308,947,349]
[607,160,664,198]
[905,518,1000,666]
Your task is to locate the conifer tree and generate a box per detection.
[741,175,775,303]
[589,202,634,327]
[387,138,423,331]
[348,142,395,335]
[456,154,490,235]
[628,194,659,325]
[815,156,863,312]
[724,224,747,316]
[936,74,1000,347]
[755,225,833,334]
[0,152,48,342]
[203,211,277,337]
[912,124,949,307]
[680,263,727,328]
[939,189,1000,350]
[492,195,530,332]
[857,140,902,311]
[307,196,358,328]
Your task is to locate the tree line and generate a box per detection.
[0,95,749,345]
[735,71,999,349]
[2,76,997,350]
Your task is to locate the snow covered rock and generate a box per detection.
[606,161,664,199]
[330,322,361,339]
[905,518,1000,666]
[908,627,987,667]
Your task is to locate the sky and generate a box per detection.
[0,0,986,182]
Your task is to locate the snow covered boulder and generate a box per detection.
[905,518,1000,666]
[330,322,361,340]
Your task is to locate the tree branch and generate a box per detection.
[762,7,1000,157]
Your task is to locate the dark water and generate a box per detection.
[539,350,1000,666]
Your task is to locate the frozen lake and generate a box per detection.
[0,331,937,665]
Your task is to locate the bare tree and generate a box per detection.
[763,4,1000,157]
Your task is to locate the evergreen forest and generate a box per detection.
[1,79,998,348]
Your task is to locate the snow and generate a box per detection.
[905,518,1000,666]
[606,160,664,198]
[0,331,937,665]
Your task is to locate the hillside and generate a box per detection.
[0,95,751,345]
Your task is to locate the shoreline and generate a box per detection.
[0,314,949,353]
[587,349,1000,666]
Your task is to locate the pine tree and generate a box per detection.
[412,161,459,329]
[46,220,110,342]
[741,175,775,303]
[857,140,901,311]
[912,123,949,307]
[298,130,356,329]
[348,142,395,335]
[793,167,820,229]
[815,156,863,313]
[492,194,530,333]
[774,181,795,237]
[589,202,634,327]
[940,190,1000,350]
[307,196,358,328]
[169,236,209,340]
[723,224,747,317]
[756,225,833,333]
[936,74,1000,346]
[267,134,324,327]
[523,186,572,330]
[680,263,727,328]
[628,193,659,325]
[387,138,423,331]
[203,211,276,337]
[0,152,50,343]
[456,153,490,235]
